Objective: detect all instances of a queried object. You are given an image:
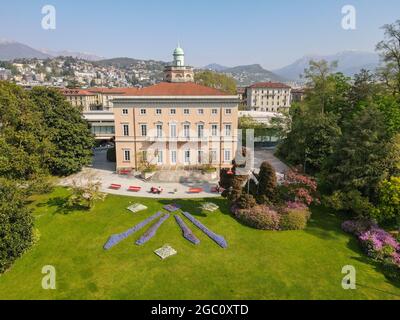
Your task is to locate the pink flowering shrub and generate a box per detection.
[342,219,400,279]
[282,170,319,206]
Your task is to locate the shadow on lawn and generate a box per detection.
[37,196,87,215]
[308,207,400,291]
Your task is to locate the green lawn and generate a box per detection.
[0,187,399,300]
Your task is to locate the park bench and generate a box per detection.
[128,186,141,192]
[109,184,122,190]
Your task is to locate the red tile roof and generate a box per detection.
[88,88,136,95]
[121,82,231,96]
[249,82,291,89]
[61,89,97,96]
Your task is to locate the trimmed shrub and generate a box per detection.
[279,209,311,231]
[257,161,277,200]
[236,193,257,209]
[234,205,280,230]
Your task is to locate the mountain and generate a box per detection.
[40,49,105,61]
[217,64,287,86]
[273,51,381,80]
[203,63,229,72]
[0,40,51,60]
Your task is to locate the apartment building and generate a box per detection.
[61,89,100,111]
[61,87,139,140]
[246,82,292,112]
[113,47,239,170]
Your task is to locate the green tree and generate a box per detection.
[277,111,341,173]
[0,179,34,273]
[323,106,392,200]
[195,71,237,94]
[29,87,95,176]
[376,177,400,225]
[0,81,51,181]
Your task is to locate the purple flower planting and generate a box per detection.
[359,228,399,252]
[135,214,170,246]
[175,215,200,245]
[182,212,228,248]
[103,212,162,250]
[163,204,181,212]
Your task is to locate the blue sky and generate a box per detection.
[0,0,399,69]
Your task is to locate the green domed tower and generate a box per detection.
[164,45,194,83]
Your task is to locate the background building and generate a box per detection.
[246,82,292,112]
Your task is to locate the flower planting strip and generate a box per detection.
[174,215,200,245]
[163,204,182,212]
[182,212,228,248]
[103,212,163,250]
[136,214,170,246]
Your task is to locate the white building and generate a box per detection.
[246,82,291,112]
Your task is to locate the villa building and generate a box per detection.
[112,46,239,171]
[246,82,292,112]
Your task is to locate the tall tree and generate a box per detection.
[376,20,400,96]
[29,87,95,176]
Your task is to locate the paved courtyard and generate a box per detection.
[59,147,289,198]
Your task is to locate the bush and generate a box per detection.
[0,180,34,273]
[236,193,257,209]
[107,147,116,162]
[341,219,378,236]
[279,209,311,231]
[234,205,280,230]
[257,161,277,200]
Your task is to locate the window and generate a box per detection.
[198,150,204,164]
[184,109,190,115]
[124,150,131,162]
[197,124,204,138]
[156,124,163,138]
[170,109,176,115]
[156,109,162,115]
[211,124,218,137]
[123,124,129,136]
[157,150,163,164]
[225,124,232,136]
[140,124,147,137]
[122,109,128,115]
[225,108,232,115]
[170,150,177,164]
[170,123,177,138]
[224,149,231,162]
[184,150,191,164]
[184,124,190,138]
[140,109,146,115]
[210,150,217,162]
[212,109,218,115]
[198,109,204,115]
[141,150,147,162]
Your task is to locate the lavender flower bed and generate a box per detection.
[182,212,228,248]
[163,204,181,212]
[174,215,200,245]
[103,212,162,250]
[136,214,170,246]
[342,220,400,279]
